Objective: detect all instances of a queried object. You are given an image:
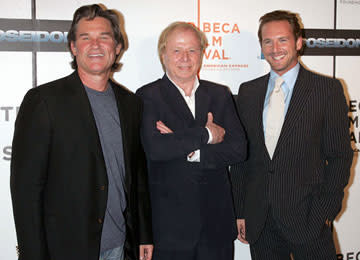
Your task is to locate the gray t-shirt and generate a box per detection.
[85,84,127,252]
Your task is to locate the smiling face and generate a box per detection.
[70,16,121,78]
[260,20,302,75]
[162,28,202,86]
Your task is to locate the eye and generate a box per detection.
[263,39,272,46]
[100,35,111,40]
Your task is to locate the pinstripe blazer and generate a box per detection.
[230,65,353,244]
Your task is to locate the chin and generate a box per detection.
[179,71,196,77]
[89,65,107,72]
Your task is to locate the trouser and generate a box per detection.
[152,243,234,260]
[250,213,337,260]
[99,246,124,260]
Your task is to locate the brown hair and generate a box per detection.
[67,4,125,71]
[258,10,302,44]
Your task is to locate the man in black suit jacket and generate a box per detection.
[10,5,152,260]
[136,22,247,260]
[230,10,353,259]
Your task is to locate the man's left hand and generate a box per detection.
[156,121,173,134]
[139,244,153,260]
[325,219,332,228]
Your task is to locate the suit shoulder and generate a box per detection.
[199,79,232,94]
[136,79,162,97]
[301,68,343,92]
[241,74,268,88]
[38,73,75,91]
[114,82,143,105]
[237,74,268,97]
[23,73,75,101]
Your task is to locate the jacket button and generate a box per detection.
[100,185,105,191]
[97,218,103,224]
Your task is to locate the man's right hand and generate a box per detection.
[237,219,248,244]
[206,112,225,144]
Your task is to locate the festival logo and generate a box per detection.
[200,21,254,72]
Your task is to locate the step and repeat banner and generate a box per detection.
[1,0,359,259]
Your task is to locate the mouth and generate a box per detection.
[88,54,105,57]
[177,65,192,70]
[272,54,285,61]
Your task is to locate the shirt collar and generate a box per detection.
[269,62,300,94]
[166,72,200,98]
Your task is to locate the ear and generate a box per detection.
[295,36,303,52]
[161,51,167,64]
[70,41,77,56]
[115,43,122,55]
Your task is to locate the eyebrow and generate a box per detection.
[78,32,113,37]
[100,32,113,36]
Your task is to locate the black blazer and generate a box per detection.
[231,65,353,244]
[10,72,152,260]
[136,75,247,250]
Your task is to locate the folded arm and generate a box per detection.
[137,87,246,169]
[198,91,247,169]
[137,90,209,162]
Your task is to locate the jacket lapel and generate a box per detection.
[160,75,196,124]
[274,66,314,157]
[254,74,270,156]
[65,71,107,184]
[195,82,210,126]
[111,82,131,193]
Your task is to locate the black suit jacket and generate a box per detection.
[136,75,247,250]
[10,71,152,260]
[231,65,353,244]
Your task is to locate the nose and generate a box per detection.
[180,50,189,61]
[90,38,100,48]
[272,41,280,52]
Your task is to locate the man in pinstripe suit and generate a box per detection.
[230,10,353,259]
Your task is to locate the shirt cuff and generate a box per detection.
[187,150,200,162]
[205,127,213,144]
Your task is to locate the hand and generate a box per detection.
[156,121,173,134]
[139,244,153,260]
[325,219,332,228]
[237,219,248,244]
[206,112,225,144]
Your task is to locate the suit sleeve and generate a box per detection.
[135,101,153,244]
[229,83,247,218]
[199,89,247,169]
[320,79,353,221]
[10,89,51,260]
[137,87,246,169]
[136,88,209,162]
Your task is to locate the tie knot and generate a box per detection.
[274,77,284,93]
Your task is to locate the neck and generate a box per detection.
[179,82,194,96]
[170,77,196,96]
[77,69,110,92]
